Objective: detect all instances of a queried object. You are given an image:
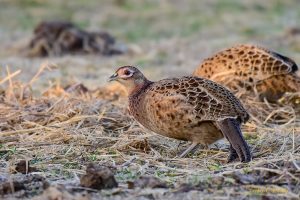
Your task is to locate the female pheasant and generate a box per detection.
[109,66,252,163]
[193,44,300,102]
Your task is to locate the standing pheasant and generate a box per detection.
[193,44,300,102]
[108,66,252,162]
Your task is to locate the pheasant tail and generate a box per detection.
[216,118,251,162]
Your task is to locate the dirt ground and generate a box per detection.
[0,0,300,199]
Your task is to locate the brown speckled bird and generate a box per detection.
[108,66,251,162]
[193,44,300,102]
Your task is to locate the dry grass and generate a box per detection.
[0,64,299,199]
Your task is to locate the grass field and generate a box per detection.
[0,0,300,199]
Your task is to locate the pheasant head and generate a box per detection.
[108,66,150,94]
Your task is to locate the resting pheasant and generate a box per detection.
[193,44,300,102]
[108,66,252,162]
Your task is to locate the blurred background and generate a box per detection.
[1,0,300,91]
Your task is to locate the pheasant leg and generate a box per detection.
[227,145,238,163]
[178,142,200,158]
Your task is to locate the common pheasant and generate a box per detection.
[108,66,252,162]
[193,44,300,102]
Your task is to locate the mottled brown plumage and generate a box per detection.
[193,44,300,102]
[109,66,251,162]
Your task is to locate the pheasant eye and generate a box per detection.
[124,70,131,76]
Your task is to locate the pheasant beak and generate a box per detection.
[108,73,118,82]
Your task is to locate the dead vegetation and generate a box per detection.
[0,64,299,199]
[80,163,118,190]
[24,21,125,57]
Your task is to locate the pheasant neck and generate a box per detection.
[128,79,152,97]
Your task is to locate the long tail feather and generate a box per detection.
[217,118,251,162]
